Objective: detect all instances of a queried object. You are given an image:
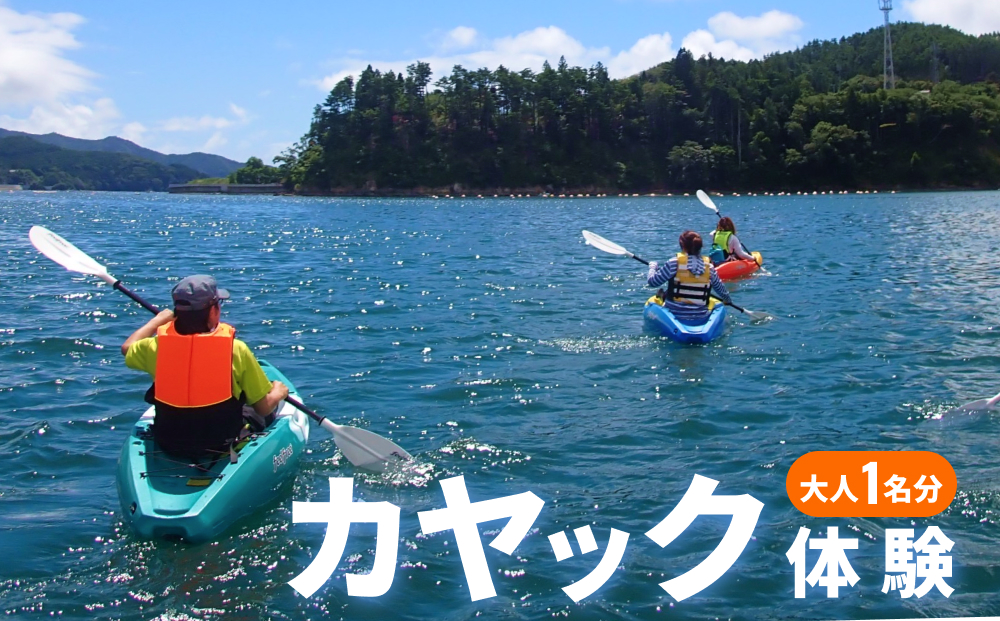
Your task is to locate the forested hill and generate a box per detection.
[277,22,1000,193]
[0,128,241,178]
[0,136,201,191]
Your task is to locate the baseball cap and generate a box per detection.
[171,275,230,312]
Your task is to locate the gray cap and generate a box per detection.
[171,275,230,312]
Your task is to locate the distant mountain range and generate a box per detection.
[0,128,242,178]
[0,136,202,191]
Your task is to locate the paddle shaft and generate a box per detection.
[629,254,650,266]
[285,395,333,428]
[115,281,161,314]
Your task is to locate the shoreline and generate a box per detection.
[171,185,999,198]
[14,185,1000,197]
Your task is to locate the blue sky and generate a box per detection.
[0,0,995,166]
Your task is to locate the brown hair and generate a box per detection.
[678,230,703,255]
[717,217,736,233]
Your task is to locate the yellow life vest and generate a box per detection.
[667,254,712,305]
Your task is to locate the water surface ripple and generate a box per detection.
[1,191,999,620]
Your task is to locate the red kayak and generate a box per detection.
[715,252,763,281]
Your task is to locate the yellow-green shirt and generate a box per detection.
[125,336,272,406]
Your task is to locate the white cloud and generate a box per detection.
[318,25,628,89]
[708,10,804,43]
[160,104,249,132]
[229,103,248,122]
[0,6,149,145]
[903,0,1000,36]
[161,115,232,132]
[683,10,804,61]
[0,6,92,106]
[488,26,597,61]
[0,6,256,159]
[315,13,807,91]
[439,26,478,52]
[120,121,146,143]
[202,131,227,152]
[608,33,674,77]
[680,30,756,62]
[0,98,121,138]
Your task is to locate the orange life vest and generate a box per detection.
[154,322,235,407]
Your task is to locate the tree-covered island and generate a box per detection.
[268,22,1000,195]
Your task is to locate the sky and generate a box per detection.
[0,0,997,166]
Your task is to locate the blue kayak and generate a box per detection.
[116,359,309,542]
[643,299,727,344]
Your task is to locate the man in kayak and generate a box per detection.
[647,231,734,321]
[710,217,756,264]
[120,275,288,457]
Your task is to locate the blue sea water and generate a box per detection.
[1,190,999,620]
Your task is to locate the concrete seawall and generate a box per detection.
[168,183,287,195]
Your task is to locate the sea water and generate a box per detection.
[1,191,999,619]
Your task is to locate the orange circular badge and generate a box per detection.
[786,451,956,517]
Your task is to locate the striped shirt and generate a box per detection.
[647,255,733,320]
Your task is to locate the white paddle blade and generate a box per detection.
[696,190,719,214]
[30,226,110,279]
[582,230,630,257]
[321,419,412,473]
[745,309,774,322]
[941,391,1000,418]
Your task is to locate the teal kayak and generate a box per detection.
[116,359,309,542]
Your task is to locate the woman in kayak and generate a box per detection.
[711,217,755,263]
[121,274,288,457]
[648,231,733,321]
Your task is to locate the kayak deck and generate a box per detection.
[643,299,727,344]
[116,359,309,542]
[715,251,763,281]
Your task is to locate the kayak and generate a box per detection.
[643,297,727,344]
[116,359,309,542]
[715,251,763,281]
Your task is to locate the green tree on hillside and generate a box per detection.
[277,22,1000,192]
[228,157,282,184]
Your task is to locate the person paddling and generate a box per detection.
[647,231,733,320]
[710,217,755,264]
[121,275,288,458]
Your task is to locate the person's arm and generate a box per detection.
[647,259,677,288]
[251,380,289,417]
[234,342,290,417]
[121,309,174,356]
[709,268,733,305]
[729,235,754,261]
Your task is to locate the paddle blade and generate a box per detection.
[582,230,629,256]
[940,392,1000,418]
[744,309,774,322]
[321,419,413,473]
[696,190,719,214]
[30,226,110,279]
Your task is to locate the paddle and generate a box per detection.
[696,189,724,221]
[29,225,412,472]
[940,391,1000,419]
[696,189,760,266]
[582,229,771,321]
[582,229,649,265]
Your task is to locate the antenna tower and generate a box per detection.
[880,0,895,89]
